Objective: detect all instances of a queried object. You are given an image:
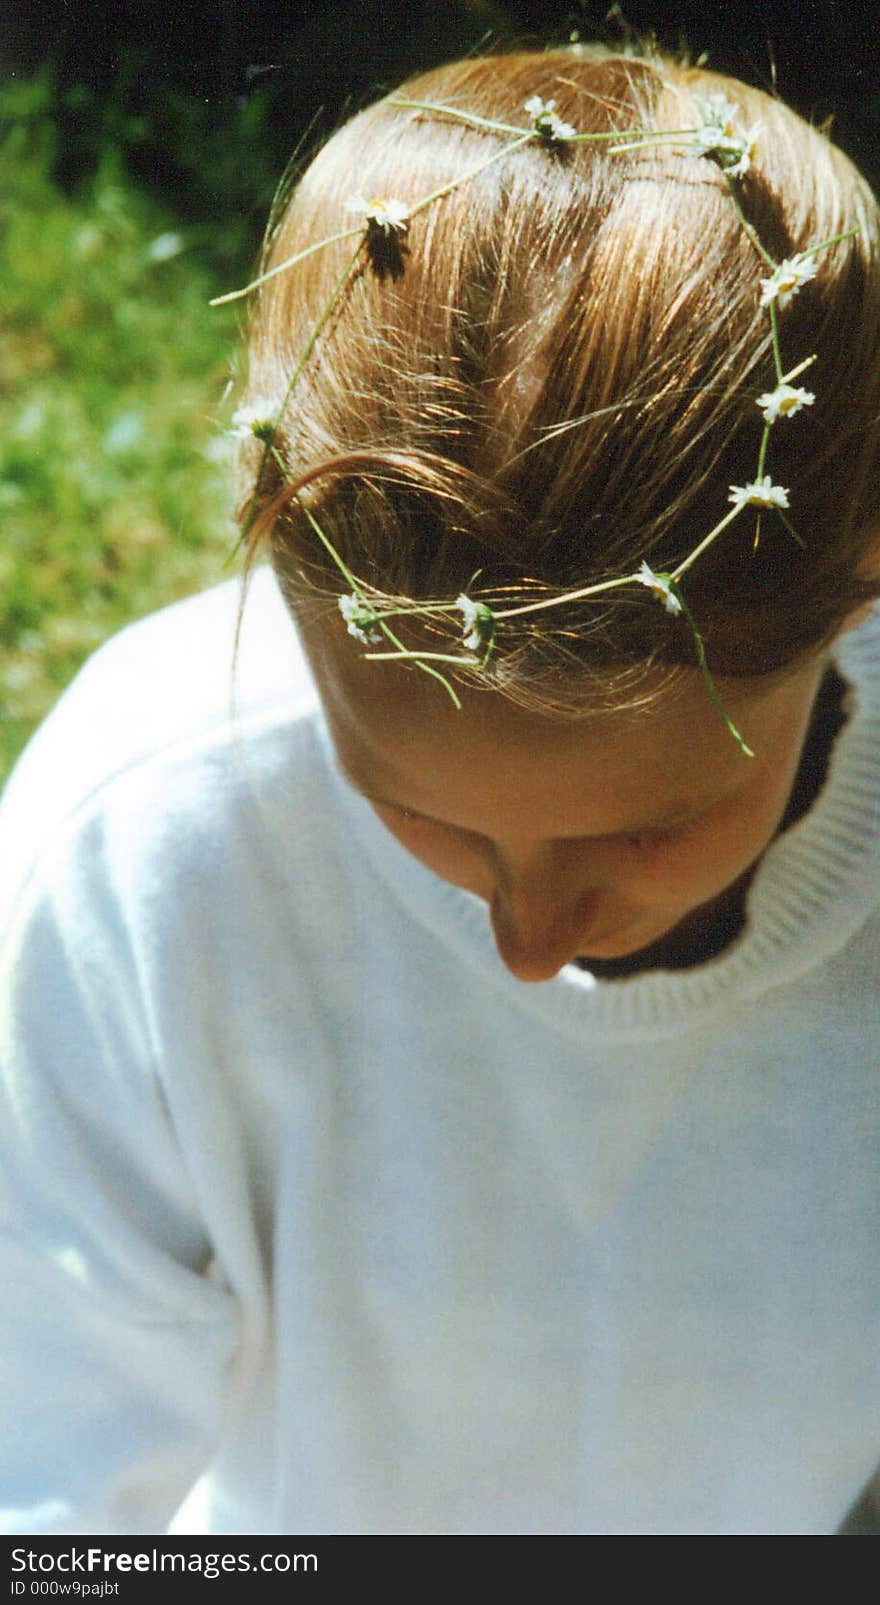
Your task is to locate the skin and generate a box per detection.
[303,621,845,984]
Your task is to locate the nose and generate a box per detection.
[489,848,605,983]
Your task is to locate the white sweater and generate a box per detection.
[1,568,879,1537]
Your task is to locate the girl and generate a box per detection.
[2,46,880,1536]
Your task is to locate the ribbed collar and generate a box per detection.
[318,609,880,1045]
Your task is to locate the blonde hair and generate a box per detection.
[236,46,880,711]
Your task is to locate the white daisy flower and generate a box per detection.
[635,562,682,615]
[455,594,495,651]
[695,92,740,130]
[728,476,790,510]
[338,594,383,644]
[721,126,762,179]
[349,196,410,234]
[692,93,761,178]
[524,95,577,144]
[758,255,819,307]
[755,383,816,424]
[230,397,280,442]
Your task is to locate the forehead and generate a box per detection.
[304,623,823,837]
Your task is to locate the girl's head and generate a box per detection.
[237,45,880,701]
[233,46,880,978]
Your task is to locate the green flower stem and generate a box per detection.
[768,299,784,382]
[388,98,698,147]
[478,617,496,669]
[722,175,776,268]
[298,499,364,594]
[269,443,289,481]
[605,139,666,155]
[368,622,463,708]
[209,226,364,306]
[362,649,481,665]
[798,226,859,260]
[670,502,743,582]
[387,98,532,137]
[408,134,535,219]
[604,129,708,154]
[775,508,806,549]
[674,588,754,758]
[781,353,817,385]
[284,242,364,401]
[569,126,699,146]
[493,574,637,621]
[231,242,365,563]
[756,421,771,479]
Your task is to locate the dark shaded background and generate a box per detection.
[3,0,879,275]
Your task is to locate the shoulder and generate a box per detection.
[12,565,313,789]
[0,569,322,925]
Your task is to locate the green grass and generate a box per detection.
[0,83,247,786]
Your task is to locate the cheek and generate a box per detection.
[635,808,781,904]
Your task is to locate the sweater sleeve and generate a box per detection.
[0,816,241,1536]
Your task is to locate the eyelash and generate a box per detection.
[623,827,685,850]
